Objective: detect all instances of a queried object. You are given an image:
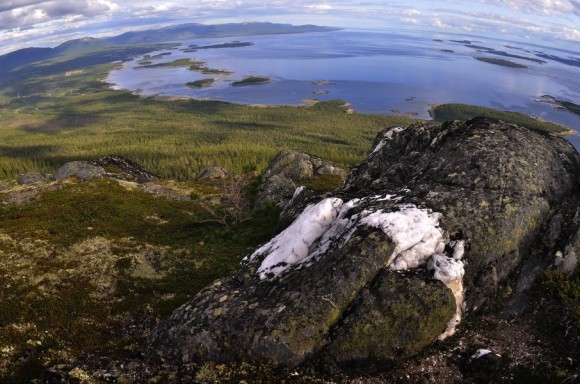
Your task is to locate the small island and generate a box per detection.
[313,90,330,95]
[231,76,271,86]
[186,78,215,88]
[136,58,233,75]
[183,42,253,52]
[475,57,528,68]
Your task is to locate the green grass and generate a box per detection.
[431,103,568,133]
[0,63,416,180]
[475,57,527,68]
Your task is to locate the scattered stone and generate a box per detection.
[54,161,106,181]
[195,166,230,181]
[17,171,53,185]
[90,155,159,182]
[465,349,503,383]
[255,150,346,209]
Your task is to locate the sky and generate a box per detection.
[0,0,579,55]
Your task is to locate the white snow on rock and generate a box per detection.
[471,349,497,359]
[428,251,465,340]
[251,198,344,279]
[360,206,445,269]
[429,254,465,284]
[385,126,406,140]
[370,127,406,155]
[247,193,467,338]
[452,240,465,260]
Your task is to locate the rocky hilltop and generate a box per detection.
[1,118,578,383]
[145,117,579,377]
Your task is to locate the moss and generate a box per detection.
[301,174,344,192]
[329,272,456,364]
[0,177,281,381]
[541,268,580,330]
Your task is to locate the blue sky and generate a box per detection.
[0,0,579,55]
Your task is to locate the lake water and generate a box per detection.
[107,29,580,146]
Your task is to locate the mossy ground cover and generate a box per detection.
[0,177,281,382]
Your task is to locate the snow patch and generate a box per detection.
[471,349,498,359]
[250,198,344,279]
[428,250,465,340]
[360,206,445,269]
[369,126,406,156]
[247,192,466,339]
[385,126,406,140]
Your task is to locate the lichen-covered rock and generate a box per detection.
[146,118,579,370]
[17,171,53,185]
[195,166,229,181]
[54,156,158,183]
[90,155,158,182]
[255,150,346,209]
[54,161,106,181]
[340,118,579,309]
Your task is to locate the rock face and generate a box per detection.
[146,118,579,369]
[90,155,158,182]
[54,161,107,181]
[255,150,346,208]
[17,171,53,185]
[195,166,230,181]
[54,156,158,182]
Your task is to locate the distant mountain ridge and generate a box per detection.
[0,22,339,77]
[106,22,339,44]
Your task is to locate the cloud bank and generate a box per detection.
[0,0,579,54]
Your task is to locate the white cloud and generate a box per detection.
[476,0,580,16]
[0,0,579,55]
[307,4,333,10]
[432,17,450,28]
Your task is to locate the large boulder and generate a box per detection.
[54,161,106,181]
[255,150,346,209]
[146,118,579,369]
[195,166,230,181]
[54,156,158,183]
[89,155,158,182]
[17,171,53,185]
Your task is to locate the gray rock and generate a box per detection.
[54,161,106,181]
[254,175,297,210]
[255,150,346,209]
[195,166,229,181]
[17,171,53,185]
[146,118,579,369]
[557,221,579,275]
[90,155,159,183]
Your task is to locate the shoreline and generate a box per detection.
[102,79,578,138]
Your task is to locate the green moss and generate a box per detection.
[301,174,344,192]
[541,268,580,329]
[0,177,281,381]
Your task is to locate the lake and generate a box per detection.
[107,28,580,145]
